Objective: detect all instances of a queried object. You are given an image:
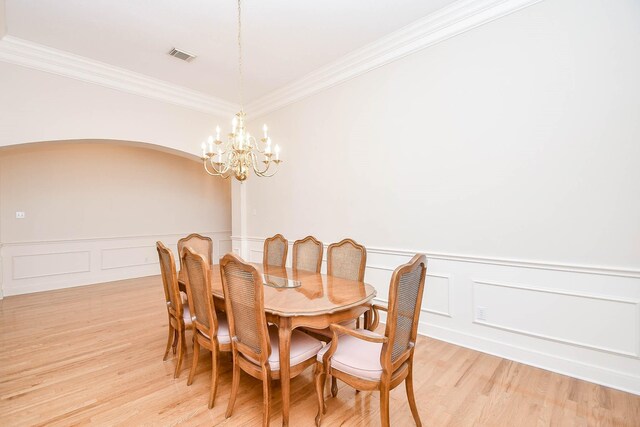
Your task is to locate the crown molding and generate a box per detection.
[0,35,238,117]
[246,0,544,118]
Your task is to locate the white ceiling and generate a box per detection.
[4,0,457,103]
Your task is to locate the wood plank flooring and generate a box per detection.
[0,276,638,426]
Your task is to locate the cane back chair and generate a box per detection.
[156,241,193,378]
[220,253,322,426]
[314,254,428,427]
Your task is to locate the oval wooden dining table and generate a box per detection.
[179,263,377,426]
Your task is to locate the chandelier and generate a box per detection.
[200,0,281,182]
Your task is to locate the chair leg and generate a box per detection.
[172,328,179,355]
[331,376,338,397]
[225,351,240,418]
[406,364,422,426]
[187,335,200,386]
[174,328,185,378]
[163,323,174,361]
[314,363,325,426]
[380,386,391,427]
[208,347,219,409]
[262,368,272,427]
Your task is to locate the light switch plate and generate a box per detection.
[16,211,26,219]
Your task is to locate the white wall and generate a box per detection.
[0,61,225,156]
[0,142,232,296]
[237,0,640,393]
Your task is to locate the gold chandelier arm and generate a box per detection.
[203,158,223,176]
[251,152,280,177]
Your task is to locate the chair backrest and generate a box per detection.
[263,234,288,267]
[327,238,367,282]
[156,241,183,318]
[292,236,323,273]
[182,247,220,339]
[220,253,271,365]
[177,233,213,270]
[382,254,427,370]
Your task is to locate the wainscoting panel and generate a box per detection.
[232,235,640,395]
[101,246,157,270]
[424,274,452,317]
[0,231,231,296]
[12,251,91,280]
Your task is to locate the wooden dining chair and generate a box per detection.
[263,233,288,267]
[314,254,427,427]
[292,235,323,273]
[220,253,323,427]
[156,241,193,378]
[181,247,231,409]
[178,233,213,270]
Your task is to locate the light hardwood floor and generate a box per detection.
[1,276,638,426]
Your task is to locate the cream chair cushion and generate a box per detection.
[317,329,384,380]
[246,325,322,371]
[193,312,231,345]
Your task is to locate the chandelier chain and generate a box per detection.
[237,0,244,109]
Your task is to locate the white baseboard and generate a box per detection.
[233,235,640,395]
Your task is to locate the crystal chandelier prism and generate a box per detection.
[200,0,281,182]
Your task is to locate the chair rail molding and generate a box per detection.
[246,0,545,117]
[231,234,640,395]
[0,36,238,116]
[232,235,640,279]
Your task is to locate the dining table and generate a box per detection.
[178,262,377,426]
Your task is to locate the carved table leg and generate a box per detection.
[278,317,292,427]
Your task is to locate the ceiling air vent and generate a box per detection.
[168,48,197,62]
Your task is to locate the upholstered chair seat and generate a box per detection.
[243,326,322,370]
[182,305,193,326]
[316,329,384,380]
[195,313,231,345]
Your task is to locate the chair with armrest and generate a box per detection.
[220,253,323,427]
[314,254,427,427]
[263,233,288,267]
[156,241,193,378]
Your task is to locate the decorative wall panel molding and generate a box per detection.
[231,235,640,395]
[472,280,640,358]
[0,36,237,116]
[0,231,231,296]
[12,251,91,280]
[246,0,545,117]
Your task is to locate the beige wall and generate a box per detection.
[0,141,232,296]
[0,141,230,242]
